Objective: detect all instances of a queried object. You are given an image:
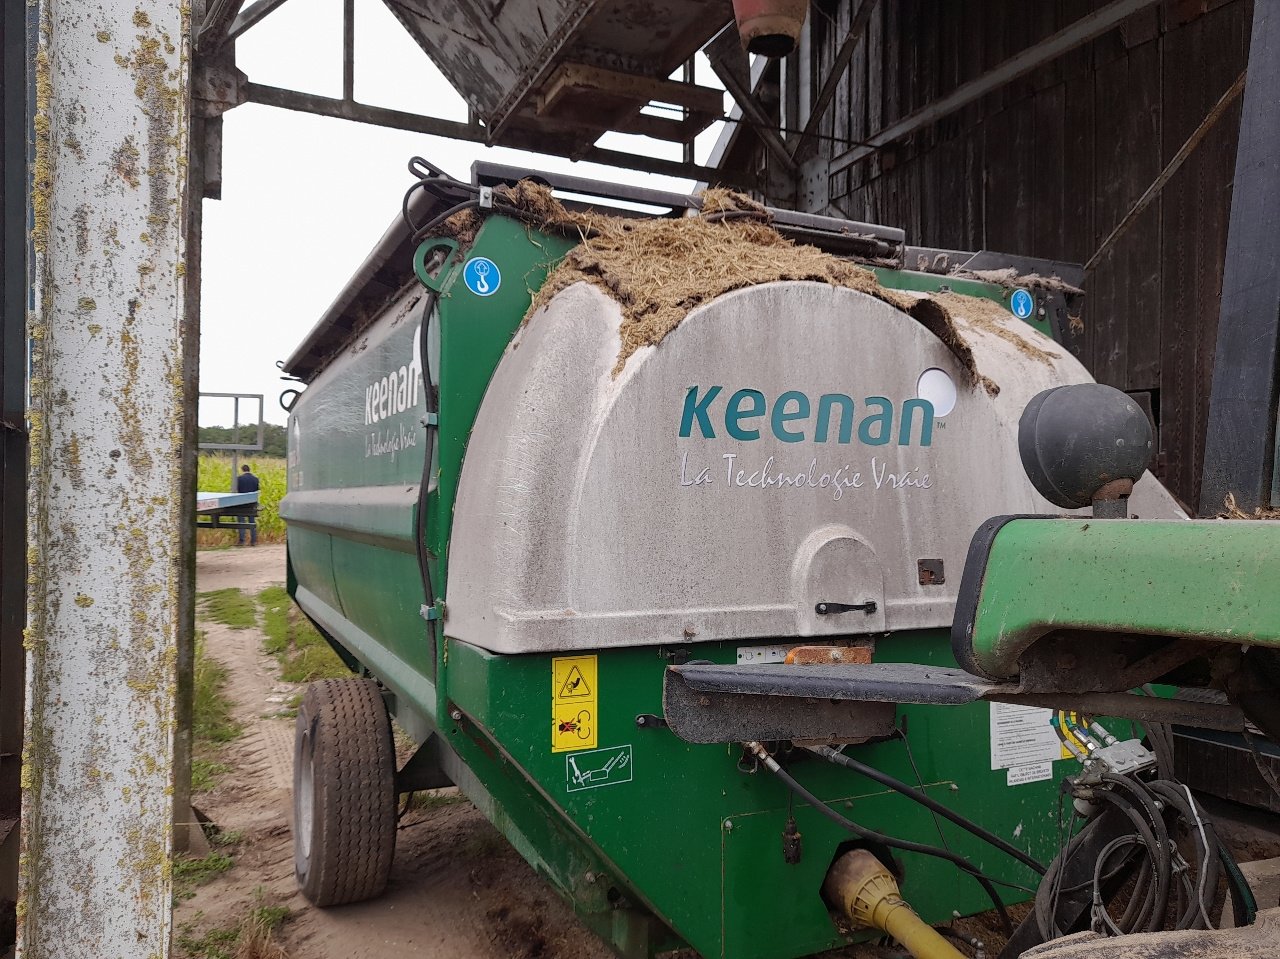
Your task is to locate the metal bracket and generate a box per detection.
[478,185,493,209]
[634,713,668,730]
[420,412,438,427]
[413,238,460,293]
[420,602,444,622]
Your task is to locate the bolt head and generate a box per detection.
[449,708,462,721]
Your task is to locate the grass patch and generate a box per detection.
[199,588,257,630]
[409,787,467,810]
[192,631,240,794]
[176,923,239,959]
[258,586,349,684]
[175,894,291,959]
[194,632,241,745]
[173,852,234,901]
[192,758,232,793]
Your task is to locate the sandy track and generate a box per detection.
[183,545,613,959]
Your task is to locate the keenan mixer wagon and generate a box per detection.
[279,163,1271,959]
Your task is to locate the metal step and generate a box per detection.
[662,661,1245,745]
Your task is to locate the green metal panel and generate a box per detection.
[441,633,1072,959]
[872,267,1055,338]
[966,518,1280,679]
[285,216,575,697]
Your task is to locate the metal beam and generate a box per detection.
[792,0,878,160]
[222,0,292,45]
[342,0,354,103]
[245,82,486,140]
[243,83,732,185]
[21,0,190,954]
[1201,2,1280,515]
[705,24,797,176]
[0,0,29,940]
[830,0,1162,174]
[197,0,245,50]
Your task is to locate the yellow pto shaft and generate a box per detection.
[823,849,966,959]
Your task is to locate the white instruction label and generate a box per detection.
[990,703,1061,770]
[1007,762,1054,787]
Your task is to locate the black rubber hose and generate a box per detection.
[757,749,1015,935]
[1035,809,1106,939]
[809,746,1047,875]
[1147,780,1221,929]
[1219,841,1258,926]
[1090,788,1167,933]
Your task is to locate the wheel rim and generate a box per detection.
[297,730,315,861]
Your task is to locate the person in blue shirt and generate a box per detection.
[234,464,260,546]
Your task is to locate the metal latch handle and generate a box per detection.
[815,601,877,616]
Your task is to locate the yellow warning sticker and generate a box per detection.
[552,656,598,752]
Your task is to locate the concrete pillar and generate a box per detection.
[20,1,191,956]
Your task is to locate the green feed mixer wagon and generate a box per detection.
[279,162,1276,959]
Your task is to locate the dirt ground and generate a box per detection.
[182,544,614,959]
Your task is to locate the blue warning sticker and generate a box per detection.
[1009,288,1034,320]
[462,257,501,297]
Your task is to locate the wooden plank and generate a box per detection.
[1060,69,1096,369]
[883,0,900,125]
[1058,0,1097,82]
[1159,1,1251,508]
[980,95,1032,256]
[935,133,966,249]
[982,0,1012,114]
[960,0,987,133]
[848,0,865,150]
[919,0,940,151]
[1086,50,1133,390]
[867,0,884,177]
[965,123,985,251]
[1032,83,1066,258]
[1120,39,1164,394]
[1030,0,1064,91]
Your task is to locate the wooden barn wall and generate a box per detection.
[806,0,1251,510]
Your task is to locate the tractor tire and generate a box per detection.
[293,678,397,906]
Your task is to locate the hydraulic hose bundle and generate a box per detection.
[1036,772,1256,938]
[746,729,1256,959]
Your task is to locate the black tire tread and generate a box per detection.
[295,678,396,907]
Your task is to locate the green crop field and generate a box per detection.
[197,454,287,546]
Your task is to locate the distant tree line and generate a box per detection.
[198,423,287,458]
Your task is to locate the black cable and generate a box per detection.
[1089,787,1166,933]
[1147,780,1221,930]
[1218,840,1258,926]
[414,291,440,657]
[809,745,1047,875]
[753,745,1015,935]
[894,727,954,856]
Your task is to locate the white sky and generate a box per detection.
[198,0,728,427]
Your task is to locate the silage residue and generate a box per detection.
[932,290,1062,366]
[1221,493,1280,520]
[432,182,1017,389]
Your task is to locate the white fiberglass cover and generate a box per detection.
[447,281,1180,654]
